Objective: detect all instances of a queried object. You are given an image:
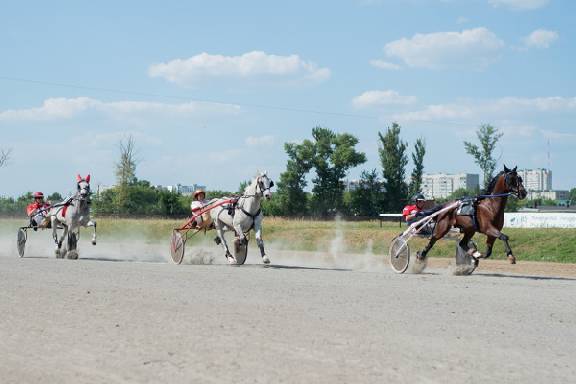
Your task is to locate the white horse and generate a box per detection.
[50,174,97,259]
[210,172,274,265]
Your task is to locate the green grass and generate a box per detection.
[2,217,575,263]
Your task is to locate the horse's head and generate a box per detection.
[503,165,527,199]
[76,174,92,200]
[256,171,275,200]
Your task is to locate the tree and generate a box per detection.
[0,148,12,168]
[379,123,408,213]
[274,139,315,216]
[408,138,426,197]
[47,192,63,203]
[116,135,137,186]
[237,180,250,194]
[570,188,576,206]
[464,124,503,190]
[309,127,366,217]
[115,136,138,214]
[349,169,383,217]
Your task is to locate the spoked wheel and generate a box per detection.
[170,230,186,264]
[389,236,410,274]
[233,237,249,265]
[17,228,27,258]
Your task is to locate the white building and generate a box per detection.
[163,183,206,196]
[344,179,360,192]
[517,168,552,191]
[527,190,570,201]
[421,173,480,199]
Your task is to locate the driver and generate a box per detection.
[26,192,51,230]
[190,190,212,229]
[402,193,426,225]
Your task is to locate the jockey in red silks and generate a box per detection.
[26,192,51,229]
[402,193,426,225]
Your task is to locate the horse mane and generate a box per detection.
[483,171,505,194]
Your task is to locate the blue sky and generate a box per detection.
[1,0,575,197]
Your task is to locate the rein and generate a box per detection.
[476,192,513,199]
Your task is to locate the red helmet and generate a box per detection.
[33,192,44,199]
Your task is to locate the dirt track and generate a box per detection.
[1,246,575,383]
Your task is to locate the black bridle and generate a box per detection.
[257,176,274,195]
[504,171,524,198]
[76,179,92,201]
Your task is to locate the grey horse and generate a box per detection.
[210,172,274,264]
[50,174,97,259]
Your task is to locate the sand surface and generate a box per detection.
[1,240,575,383]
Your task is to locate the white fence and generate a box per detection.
[504,212,576,228]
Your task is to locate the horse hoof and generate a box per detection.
[67,251,79,260]
[416,251,427,262]
[227,256,237,265]
[262,255,270,264]
[508,255,516,264]
[92,241,96,246]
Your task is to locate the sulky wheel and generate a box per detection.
[17,228,27,258]
[389,236,410,274]
[170,230,186,265]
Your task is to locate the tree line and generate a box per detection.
[3,124,567,218]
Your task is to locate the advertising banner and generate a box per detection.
[504,212,576,228]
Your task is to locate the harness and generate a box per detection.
[230,176,272,234]
[456,188,515,230]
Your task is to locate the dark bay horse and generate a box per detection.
[417,165,527,264]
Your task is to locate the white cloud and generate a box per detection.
[489,0,550,11]
[393,104,475,121]
[352,90,417,109]
[369,59,401,70]
[540,130,576,140]
[524,29,558,48]
[456,16,470,25]
[392,96,576,122]
[71,131,163,148]
[494,97,576,111]
[0,97,240,121]
[382,28,505,70]
[148,51,331,85]
[245,135,275,146]
[498,122,538,137]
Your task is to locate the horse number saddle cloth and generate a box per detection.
[456,198,476,216]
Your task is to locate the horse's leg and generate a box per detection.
[418,217,452,260]
[484,236,497,259]
[457,230,481,269]
[66,226,80,260]
[459,230,480,257]
[58,225,69,258]
[232,217,247,245]
[253,215,269,264]
[87,220,97,245]
[214,222,235,263]
[51,216,60,255]
[484,226,516,264]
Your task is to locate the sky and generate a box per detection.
[1,0,575,197]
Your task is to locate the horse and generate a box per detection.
[416,165,527,266]
[50,174,97,259]
[210,171,274,265]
